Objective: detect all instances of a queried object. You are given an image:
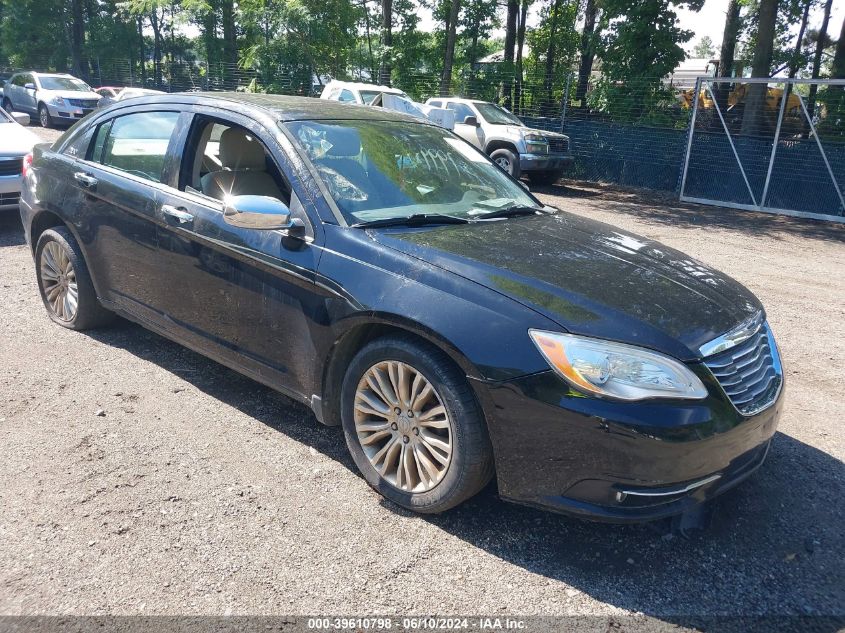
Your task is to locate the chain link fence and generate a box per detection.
[681,77,845,220]
[3,56,844,220]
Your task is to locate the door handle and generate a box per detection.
[73,172,98,189]
[161,204,194,224]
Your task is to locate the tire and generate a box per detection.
[38,103,53,128]
[340,335,494,513]
[490,148,521,179]
[528,170,564,186]
[1,98,12,113]
[35,227,113,330]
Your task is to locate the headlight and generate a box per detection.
[529,330,708,401]
[523,133,548,154]
[51,96,66,106]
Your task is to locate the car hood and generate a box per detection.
[43,90,101,101]
[0,122,40,155]
[369,212,763,361]
[504,125,567,139]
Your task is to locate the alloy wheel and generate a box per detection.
[40,241,78,321]
[495,156,512,173]
[353,360,453,493]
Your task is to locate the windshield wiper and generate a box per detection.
[351,213,470,229]
[470,205,545,220]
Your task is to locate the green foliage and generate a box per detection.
[693,35,715,58]
[524,0,579,112]
[1,0,69,68]
[594,0,703,123]
[737,0,824,76]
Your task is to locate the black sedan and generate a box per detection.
[19,94,783,522]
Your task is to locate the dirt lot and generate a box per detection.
[0,125,843,624]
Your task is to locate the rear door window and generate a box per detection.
[94,111,179,182]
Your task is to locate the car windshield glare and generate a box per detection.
[285,119,538,224]
[38,76,90,91]
[474,102,523,126]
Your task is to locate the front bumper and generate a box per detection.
[46,102,95,123]
[519,153,574,173]
[0,173,22,210]
[473,367,782,523]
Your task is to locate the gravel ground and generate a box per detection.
[0,125,843,623]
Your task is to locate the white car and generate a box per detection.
[2,72,101,128]
[0,108,39,211]
[95,87,165,108]
[321,80,454,129]
[320,80,410,105]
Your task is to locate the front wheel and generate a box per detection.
[38,104,53,128]
[35,227,114,330]
[1,98,12,113]
[489,148,521,179]
[341,335,494,513]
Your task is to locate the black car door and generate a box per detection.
[153,109,329,399]
[63,108,186,320]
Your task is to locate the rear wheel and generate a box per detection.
[38,103,53,128]
[490,148,521,179]
[35,227,113,330]
[341,335,494,513]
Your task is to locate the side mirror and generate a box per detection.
[223,194,305,235]
[12,112,30,125]
[24,83,36,91]
[463,116,479,127]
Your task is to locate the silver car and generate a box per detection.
[0,108,39,210]
[2,72,101,128]
[425,97,574,185]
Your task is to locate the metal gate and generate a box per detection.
[680,77,845,223]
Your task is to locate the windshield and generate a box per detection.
[474,102,523,126]
[0,109,11,123]
[38,76,90,92]
[286,120,538,225]
[360,90,409,104]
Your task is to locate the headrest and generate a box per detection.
[325,127,362,157]
[219,128,266,170]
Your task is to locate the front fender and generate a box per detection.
[317,224,558,382]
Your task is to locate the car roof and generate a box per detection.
[116,92,423,123]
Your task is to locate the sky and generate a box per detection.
[417,0,845,56]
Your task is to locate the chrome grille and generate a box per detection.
[67,98,99,108]
[704,322,782,416]
[546,137,569,154]
[0,157,22,176]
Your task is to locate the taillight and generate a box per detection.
[22,153,33,178]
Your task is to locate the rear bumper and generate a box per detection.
[519,153,574,173]
[473,368,782,523]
